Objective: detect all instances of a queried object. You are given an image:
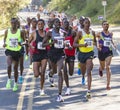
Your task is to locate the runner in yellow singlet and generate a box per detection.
[73,17,97,98]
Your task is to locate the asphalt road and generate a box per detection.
[0,47,120,110]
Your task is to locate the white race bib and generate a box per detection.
[37,42,46,50]
[104,38,111,47]
[84,38,93,47]
[64,40,71,49]
[9,38,18,47]
[54,37,64,48]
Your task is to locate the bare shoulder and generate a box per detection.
[46,31,52,38]
[96,31,101,38]
[77,30,82,35]
[109,31,113,36]
[74,30,82,41]
[29,31,36,41]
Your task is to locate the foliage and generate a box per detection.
[42,0,51,6]
[45,0,120,24]
[0,0,30,29]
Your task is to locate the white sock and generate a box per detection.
[8,78,11,81]
[40,89,44,92]
[14,82,17,86]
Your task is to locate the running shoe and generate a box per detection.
[29,63,33,69]
[99,69,103,77]
[18,76,23,84]
[12,83,18,92]
[49,77,55,87]
[6,79,12,89]
[82,77,85,85]
[48,73,55,87]
[40,90,46,96]
[77,68,81,75]
[86,91,91,99]
[56,95,64,102]
[25,55,28,60]
[65,88,71,95]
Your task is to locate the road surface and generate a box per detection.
[0,47,120,110]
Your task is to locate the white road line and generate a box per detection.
[27,77,36,110]
[16,69,31,110]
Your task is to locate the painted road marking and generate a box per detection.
[16,69,35,110]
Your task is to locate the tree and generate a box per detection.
[0,0,30,29]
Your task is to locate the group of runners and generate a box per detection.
[3,12,116,102]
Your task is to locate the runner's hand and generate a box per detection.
[25,55,28,60]
[3,44,6,48]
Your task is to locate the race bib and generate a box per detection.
[9,38,18,47]
[84,38,93,47]
[104,38,111,47]
[64,40,71,49]
[37,42,46,50]
[54,37,64,48]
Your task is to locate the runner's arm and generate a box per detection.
[92,31,97,46]
[20,30,26,45]
[3,30,8,48]
[111,32,116,48]
[42,31,53,47]
[96,32,102,51]
[28,32,36,49]
[73,31,87,48]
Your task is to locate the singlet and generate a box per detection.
[6,28,22,51]
[51,29,64,51]
[47,28,65,56]
[78,29,94,53]
[29,27,36,37]
[64,36,75,56]
[99,32,112,52]
[36,30,46,51]
[77,25,83,32]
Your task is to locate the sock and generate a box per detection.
[14,82,17,86]
[8,78,11,81]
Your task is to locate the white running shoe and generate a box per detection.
[65,88,71,95]
[49,77,55,87]
[47,72,55,87]
[86,91,91,99]
[56,95,64,102]
[40,90,45,96]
